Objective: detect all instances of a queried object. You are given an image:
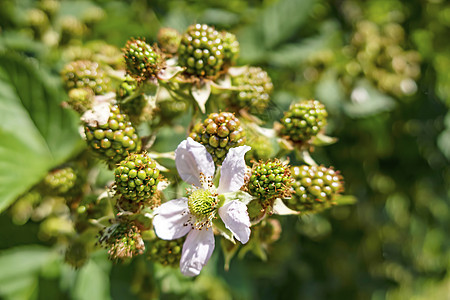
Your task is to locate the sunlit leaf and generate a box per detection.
[0,52,84,212]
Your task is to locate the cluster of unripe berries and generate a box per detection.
[61,60,109,95]
[190,112,245,164]
[147,237,184,267]
[280,100,328,144]
[123,38,161,81]
[84,105,141,168]
[286,165,344,213]
[248,160,293,204]
[114,153,160,205]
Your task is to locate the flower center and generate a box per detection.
[188,189,217,220]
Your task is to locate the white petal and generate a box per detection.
[81,102,110,126]
[175,138,215,187]
[180,228,215,277]
[217,146,251,194]
[218,200,251,244]
[153,198,192,240]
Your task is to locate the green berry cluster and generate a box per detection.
[43,167,77,196]
[189,112,245,164]
[280,100,328,143]
[98,221,145,260]
[177,24,224,78]
[221,31,239,66]
[285,165,344,213]
[84,104,141,168]
[61,60,109,95]
[247,160,293,203]
[114,153,161,203]
[117,76,146,125]
[147,237,184,267]
[231,66,273,114]
[157,27,181,56]
[123,38,161,81]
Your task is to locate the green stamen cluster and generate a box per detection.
[98,221,145,260]
[177,24,224,78]
[84,104,141,168]
[231,66,273,114]
[285,165,344,213]
[43,167,77,196]
[280,100,328,143]
[114,153,161,203]
[248,160,293,203]
[61,60,109,95]
[123,38,161,81]
[147,237,184,267]
[189,112,245,165]
[188,189,217,220]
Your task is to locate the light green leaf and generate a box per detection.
[315,70,346,113]
[219,190,253,205]
[0,52,84,212]
[344,80,396,118]
[73,254,111,300]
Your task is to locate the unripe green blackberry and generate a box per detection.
[285,165,344,213]
[231,67,273,114]
[247,159,293,204]
[59,16,86,45]
[221,31,239,66]
[38,0,60,20]
[157,27,181,55]
[114,153,161,203]
[245,135,273,164]
[61,60,109,95]
[123,38,161,81]
[178,24,224,78]
[147,236,184,267]
[280,100,328,143]
[43,167,77,196]
[26,8,49,39]
[98,220,145,260]
[84,104,141,168]
[189,112,246,165]
[117,76,146,125]
[67,87,94,114]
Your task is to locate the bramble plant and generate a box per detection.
[8,23,355,278]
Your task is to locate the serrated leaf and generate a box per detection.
[0,53,84,212]
[191,82,211,113]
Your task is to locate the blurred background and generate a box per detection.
[0,0,449,299]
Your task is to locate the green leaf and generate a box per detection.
[73,254,111,300]
[0,52,84,212]
[343,80,396,118]
[261,0,315,49]
[0,245,57,300]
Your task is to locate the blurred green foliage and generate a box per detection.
[0,0,449,299]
